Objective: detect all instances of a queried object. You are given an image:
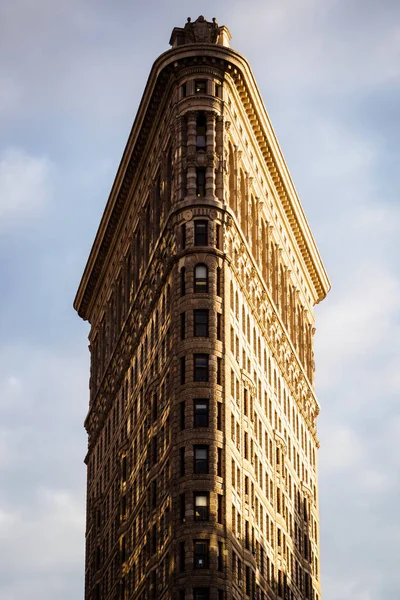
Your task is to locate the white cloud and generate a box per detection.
[0,148,52,227]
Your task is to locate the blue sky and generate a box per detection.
[0,1,399,599]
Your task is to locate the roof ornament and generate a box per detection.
[170,16,231,48]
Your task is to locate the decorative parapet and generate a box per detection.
[169,15,232,48]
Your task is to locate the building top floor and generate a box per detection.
[74,17,330,326]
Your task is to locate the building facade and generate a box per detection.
[74,16,330,600]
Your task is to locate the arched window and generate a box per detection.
[194,264,208,293]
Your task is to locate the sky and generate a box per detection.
[0,0,399,599]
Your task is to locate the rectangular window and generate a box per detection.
[194,354,209,381]
[180,447,185,476]
[194,220,208,245]
[194,399,209,427]
[246,565,251,595]
[194,492,209,520]
[217,402,222,430]
[181,223,186,249]
[194,445,209,473]
[196,168,206,197]
[179,401,185,430]
[193,589,209,600]
[218,493,223,524]
[194,541,209,569]
[195,80,207,94]
[179,541,185,572]
[196,114,207,150]
[217,447,222,477]
[216,267,221,296]
[194,309,209,337]
[217,357,222,385]
[218,541,223,572]
[215,223,221,249]
[181,267,186,296]
[180,312,186,340]
[180,493,185,522]
[194,264,208,293]
[217,313,222,340]
[182,83,187,98]
[180,356,186,385]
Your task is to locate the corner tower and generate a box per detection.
[74,16,330,600]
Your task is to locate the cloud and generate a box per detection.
[229,0,400,96]
[0,488,84,600]
[0,1,398,599]
[0,342,88,599]
[0,148,53,229]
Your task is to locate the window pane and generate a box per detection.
[194,399,209,427]
[194,589,209,600]
[195,80,207,94]
[196,169,206,197]
[196,114,206,149]
[194,445,209,473]
[194,493,209,520]
[194,542,209,568]
[194,309,209,337]
[194,354,209,381]
[194,221,208,246]
[194,265,208,293]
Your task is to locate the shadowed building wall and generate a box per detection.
[74,15,330,600]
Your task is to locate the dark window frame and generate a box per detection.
[193,589,210,600]
[194,491,209,521]
[196,113,207,150]
[195,80,207,94]
[194,398,209,427]
[194,540,209,569]
[181,267,186,296]
[194,264,208,293]
[196,168,206,197]
[194,309,209,337]
[194,444,209,474]
[194,220,208,246]
[194,353,209,381]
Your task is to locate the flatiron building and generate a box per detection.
[74,16,330,600]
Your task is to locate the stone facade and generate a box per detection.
[74,16,330,600]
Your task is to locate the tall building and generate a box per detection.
[74,16,330,600]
